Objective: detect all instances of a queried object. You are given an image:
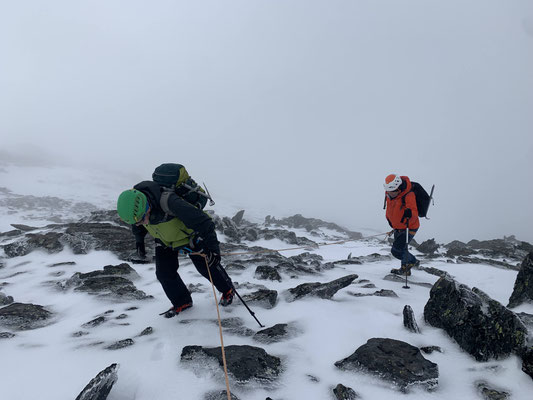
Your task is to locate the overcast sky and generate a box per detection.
[1,0,532,244]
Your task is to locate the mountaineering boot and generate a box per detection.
[391,265,411,276]
[219,288,235,307]
[161,302,193,318]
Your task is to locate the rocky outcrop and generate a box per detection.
[4,232,64,257]
[286,274,358,302]
[0,302,54,330]
[508,252,533,308]
[265,214,362,239]
[335,338,438,391]
[181,345,282,383]
[424,276,527,361]
[63,264,151,301]
[75,363,119,400]
[204,390,240,400]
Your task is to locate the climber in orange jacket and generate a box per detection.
[384,174,420,275]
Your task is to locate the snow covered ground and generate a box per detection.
[0,164,532,400]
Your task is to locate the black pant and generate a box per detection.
[155,244,233,307]
[391,229,418,265]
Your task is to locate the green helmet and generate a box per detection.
[117,189,148,224]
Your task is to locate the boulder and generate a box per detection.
[286,274,358,302]
[508,252,533,308]
[231,210,246,226]
[444,240,476,257]
[241,289,278,309]
[335,338,438,391]
[181,345,282,383]
[254,265,282,282]
[204,391,240,400]
[0,302,54,330]
[424,276,527,361]
[75,363,119,400]
[417,239,440,255]
[522,346,533,380]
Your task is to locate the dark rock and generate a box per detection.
[0,292,14,306]
[0,302,54,331]
[72,331,90,337]
[231,210,246,225]
[457,256,519,271]
[516,312,533,332]
[241,289,278,309]
[254,265,282,282]
[444,240,476,257]
[224,263,247,271]
[417,239,440,254]
[350,289,399,298]
[139,327,153,336]
[306,374,319,382]
[214,317,255,337]
[522,346,533,380]
[333,383,360,399]
[4,232,64,257]
[265,214,362,239]
[0,332,15,339]
[424,276,527,361]
[419,266,450,278]
[105,339,134,350]
[420,346,442,354]
[181,345,282,383]
[286,274,358,302]
[332,259,362,265]
[115,314,127,320]
[335,338,438,391]
[383,274,433,288]
[361,283,376,289]
[508,252,533,308]
[476,381,510,400]
[403,305,420,333]
[75,363,118,400]
[10,224,39,232]
[204,390,240,400]
[64,269,151,301]
[82,317,107,328]
[47,261,76,267]
[253,323,295,343]
[468,237,533,261]
[188,283,206,293]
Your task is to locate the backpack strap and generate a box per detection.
[160,191,174,216]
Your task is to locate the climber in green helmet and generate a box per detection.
[117,181,234,318]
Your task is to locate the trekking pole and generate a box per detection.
[233,288,265,328]
[402,219,410,289]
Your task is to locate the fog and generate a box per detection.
[1,0,532,243]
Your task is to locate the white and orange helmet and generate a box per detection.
[384,174,402,191]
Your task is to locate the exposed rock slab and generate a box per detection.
[286,274,358,302]
[333,383,360,399]
[181,345,282,383]
[335,338,438,391]
[241,289,278,309]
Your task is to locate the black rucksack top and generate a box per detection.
[408,182,432,218]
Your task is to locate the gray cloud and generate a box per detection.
[1,0,532,243]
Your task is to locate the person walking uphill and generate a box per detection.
[116,180,235,318]
[383,174,420,276]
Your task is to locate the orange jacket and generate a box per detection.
[385,176,420,230]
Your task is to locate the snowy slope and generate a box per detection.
[0,164,532,400]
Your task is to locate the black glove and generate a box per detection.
[401,208,412,222]
[136,242,146,258]
[204,249,221,268]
